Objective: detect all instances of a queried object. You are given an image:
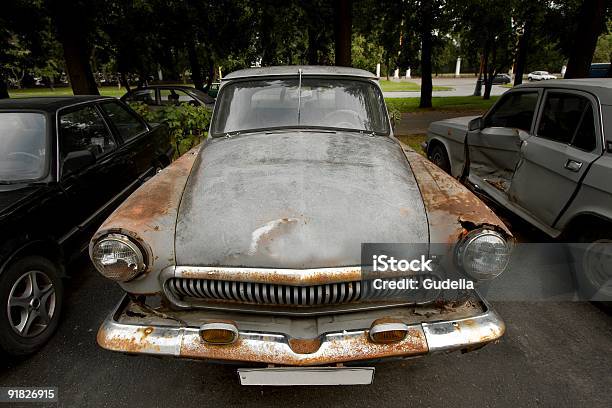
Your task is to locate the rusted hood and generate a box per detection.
[175,131,428,268]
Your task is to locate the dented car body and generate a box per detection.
[90,66,512,385]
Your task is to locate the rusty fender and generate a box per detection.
[97,295,505,365]
[89,146,200,294]
[400,144,512,244]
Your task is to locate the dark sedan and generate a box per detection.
[0,96,173,355]
[121,85,215,110]
[492,73,512,84]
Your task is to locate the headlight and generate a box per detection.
[456,229,511,280]
[91,234,146,282]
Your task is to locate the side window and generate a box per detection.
[100,101,147,141]
[536,92,596,150]
[485,92,538,132]
[160,89,196,106]
[125,89,156,105]
[59,105,116,158]
[571,104,596,151]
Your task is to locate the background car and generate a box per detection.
[121,85,215,110]
[492,73,512,84]
[528,71,557,80]
[425,78,612,301]
[0,96,173,356]
[589,63,611,78]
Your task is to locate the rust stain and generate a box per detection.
[97,146,199,233]
[400,145,512,243]
[288,338,322,354]
[179,267,362,285]
[399,207,411,217]
[371,317,405,326]
[179,329,428,366]
[97,327,161,353]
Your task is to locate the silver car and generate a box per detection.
[426,79,612,300]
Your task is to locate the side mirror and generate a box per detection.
[468,117,484,131]
[62,150,96,175]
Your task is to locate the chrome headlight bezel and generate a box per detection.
[91,233,147,282]
[455,229,511,281]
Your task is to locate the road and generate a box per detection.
[383,77,509,98]
[1,252,611,407]
[1,99,611,406]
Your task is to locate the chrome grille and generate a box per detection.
[166,278,364,306]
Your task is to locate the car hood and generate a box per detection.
[428,115,479,136]
[174,131,429,268]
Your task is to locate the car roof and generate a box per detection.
[516,78,612,105]
[0,96,114,112]
[223,65,377,80]
[128,85,197,91]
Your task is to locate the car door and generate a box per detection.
[57,103,125,244]
[98,100,157,181]
[507,89,603,227]
[467,90,540,193]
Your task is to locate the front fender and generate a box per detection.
[89,146,200,294]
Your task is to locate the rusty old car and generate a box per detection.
[89,66,513,386]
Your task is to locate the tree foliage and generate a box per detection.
[1,0,610,100]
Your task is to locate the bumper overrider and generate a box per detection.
[97,294,505,366]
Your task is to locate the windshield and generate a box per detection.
[0,112,48,182]
[211,78,389,136]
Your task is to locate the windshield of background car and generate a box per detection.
[211,78,389,136]
[0,112,47,182]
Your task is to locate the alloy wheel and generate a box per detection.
[7,270,56,337]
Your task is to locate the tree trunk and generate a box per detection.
[513,21,530,86]
[0,76,9,99]
[307,26,319,65]
[419,2,433,108]
[564,0,607,79]
[50,0,98,95]
[119,72,131,93]
[187,39,204,90]
[386,55,390,80]
[204,60,214,92]
[482,39,494,100]
[333,0,352,66]
[60,37,99,95]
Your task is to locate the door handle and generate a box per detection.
[564,159,583,172]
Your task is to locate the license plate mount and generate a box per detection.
[237,367,374,386]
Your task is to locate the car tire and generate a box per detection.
[571,231,612,305]
[429,144,451,174]
[0,256,63,356]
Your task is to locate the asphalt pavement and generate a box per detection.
[1,250,611,407]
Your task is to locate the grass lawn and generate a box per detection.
[9,86,127,98]
[396,134,428,156]
[385,95,499,113]
[379,80,453,92]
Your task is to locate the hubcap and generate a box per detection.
[432,152,444,166]
[583,240,612,297]
[7,270,56,338]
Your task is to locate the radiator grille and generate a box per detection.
[166,277,364,306]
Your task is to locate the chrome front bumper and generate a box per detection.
[97,295,505,366]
